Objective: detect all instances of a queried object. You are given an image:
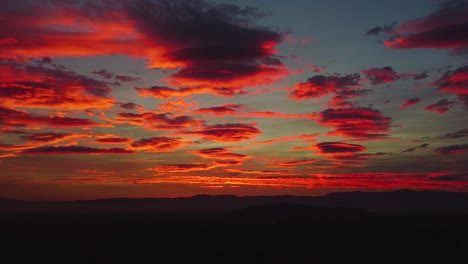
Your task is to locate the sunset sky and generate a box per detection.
[0,0,467,200]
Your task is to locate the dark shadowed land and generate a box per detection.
[1,190,467,263]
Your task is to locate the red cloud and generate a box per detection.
[313,142,367,154]
[318,107,392,139]
[192,148,249,160]
[187,123,261,142]
[0,106,102,128]
[424,99,457,114]
[401,97,422,108]
[436,66,468,107]
[0,62,116,110]
[289,74,361,100]
[0,1,289,95]
[22,146,135,155]
[93,137,131,144]
[130,137,187,152]
[434,144,468,155]
[117,112,204,130]
[381,1,468,54]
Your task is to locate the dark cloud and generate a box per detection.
[115,75,141,82]
[365,23,396,35]
[438,128,468,139]
[314,142,367,154]
[188,123,261,142]
[119,102,140,110]
[434,144,468,155]
[127,0,288,91]
[92,69,114,79]
[38,57,52,64]
[424,98,457,114]
[402,143,430,153]
[318,107,392,139]
[362,66,425,85]
[22,146,135,155]
[401,97,422,109]
[131,137,186,152]
[413,72,429,80]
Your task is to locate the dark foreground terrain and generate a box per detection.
[1,190,467,263]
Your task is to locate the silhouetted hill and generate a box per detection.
[1,189,467,214]
[1,191,467,262]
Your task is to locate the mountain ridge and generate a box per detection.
[1,189,467,213]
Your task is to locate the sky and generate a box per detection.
[0,0,467,200]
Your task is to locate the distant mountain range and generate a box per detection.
[1,189,467,214]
